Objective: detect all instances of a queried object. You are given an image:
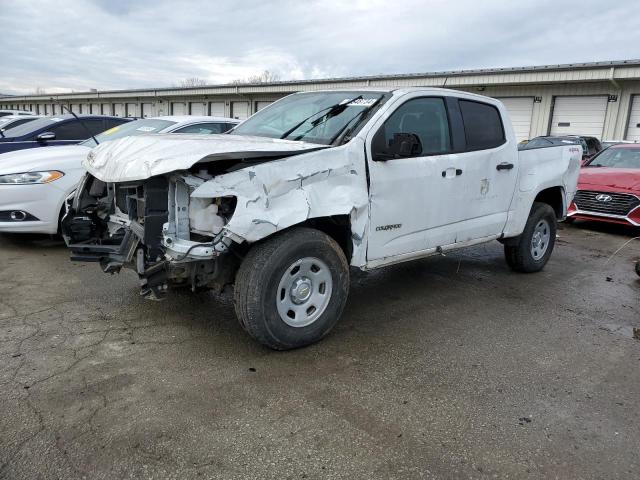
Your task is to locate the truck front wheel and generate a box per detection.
[504,202,557,273]
[234,227,350,350]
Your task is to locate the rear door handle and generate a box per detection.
[442,168,463,178]
[496,162,514,171]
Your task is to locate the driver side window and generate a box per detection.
[372,97,451,160]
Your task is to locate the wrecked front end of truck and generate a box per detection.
[61,131,370,300]
[63,170,240,299]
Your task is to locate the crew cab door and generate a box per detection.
[365,93,518,263]
[443,98,518,242]
[365,95,458,260]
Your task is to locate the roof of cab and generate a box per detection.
[291,86,501,102]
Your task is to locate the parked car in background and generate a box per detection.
[0,115,129,155]
[567,144,640,226]
[519,135,602,162]
[0,115,42,133]
[0,109,36,117]
[63,88,581,349]
[0,116,240,234]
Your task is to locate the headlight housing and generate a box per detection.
[0,171,64,184]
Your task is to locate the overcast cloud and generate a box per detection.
[0,0,638,95]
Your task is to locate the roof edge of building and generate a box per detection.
[3,59,640,101]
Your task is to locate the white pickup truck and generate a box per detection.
[63,88,582,349]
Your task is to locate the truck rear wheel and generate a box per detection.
[504,202,557,273]
[234,227,350,350]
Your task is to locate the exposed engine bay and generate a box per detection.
[63,130,373,302]
[64,170,240,300]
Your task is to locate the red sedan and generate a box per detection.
[567,144,640,227]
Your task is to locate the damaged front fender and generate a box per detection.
[192,138,371,267]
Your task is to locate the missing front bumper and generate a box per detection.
[62,174,237,300]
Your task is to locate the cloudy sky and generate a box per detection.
[1,0,638,95]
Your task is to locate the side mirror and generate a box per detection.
[389,132,422,158]
[37,131,56,142]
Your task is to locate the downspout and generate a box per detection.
[608,67,623,139]
[608,67,620,90]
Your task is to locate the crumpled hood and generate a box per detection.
[578,167,640,192]
[0,144,91,174]
[83,133,329,183]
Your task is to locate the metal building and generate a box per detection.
[2,59,640,142]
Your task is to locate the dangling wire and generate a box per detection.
[604,236,640,266]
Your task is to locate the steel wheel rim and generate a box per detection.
[276,257,333,327]
[530,219,551,260]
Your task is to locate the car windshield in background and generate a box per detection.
[1,117,62,137]
[81,119,177,147]
[587,148,640,169]
[230,91,386,144]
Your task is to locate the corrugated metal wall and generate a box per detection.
[2,74,640,141]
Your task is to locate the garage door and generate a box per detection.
[171,102,187,115]
[141,103,154,118]
[255,101,273,112]
[209,102,225,117]
[625,95,640,141]
[231,101,250,120]
[550,96,608,137]
[113,103,125,117]
[496,97,533,142]
[189,102,206,115]
[126,103,138,117]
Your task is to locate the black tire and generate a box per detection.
[234,227,350,350]
[504,202,557,273]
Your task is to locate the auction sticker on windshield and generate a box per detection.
[347,98,378,107]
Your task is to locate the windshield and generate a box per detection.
[587,147,640,169]
[80,119,177,147]
[1,117,64,137]
[230,91,386,145]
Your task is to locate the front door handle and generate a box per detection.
[496,162,514,171]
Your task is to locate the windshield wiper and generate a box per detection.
[279,95,363,140]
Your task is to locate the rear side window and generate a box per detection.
[51,119,104,140]
[459,100,505,150]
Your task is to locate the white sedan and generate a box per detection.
[0,114,43,132]
[0,116,239,234]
